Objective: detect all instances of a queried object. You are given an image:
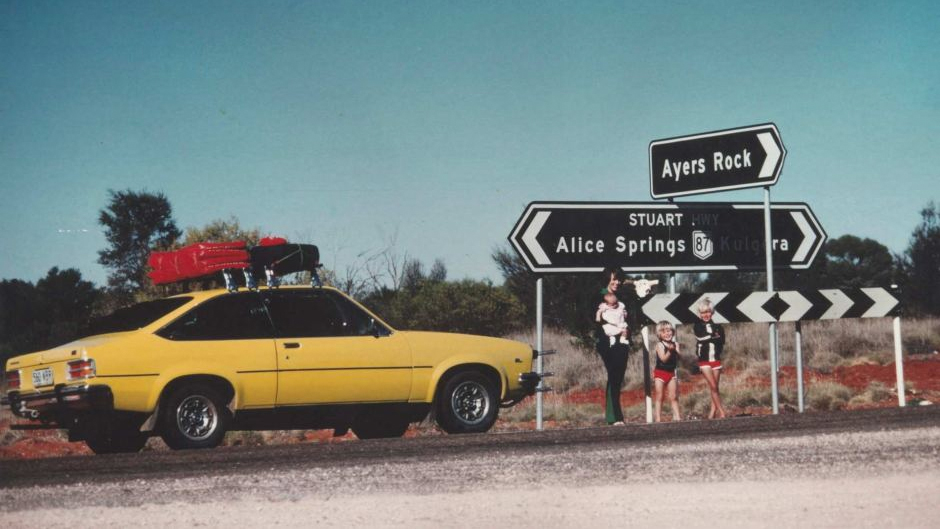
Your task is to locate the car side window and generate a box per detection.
[327,292,391,337]
[157,293,274,341]
[266,291,347,338]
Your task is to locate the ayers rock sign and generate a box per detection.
[650,123,786,199]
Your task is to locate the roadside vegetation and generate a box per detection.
[0,191,939,455]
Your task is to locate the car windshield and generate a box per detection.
[83,297,193,337]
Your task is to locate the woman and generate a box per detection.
[595,268,630,425]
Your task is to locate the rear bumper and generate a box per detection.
[4,384,114,419]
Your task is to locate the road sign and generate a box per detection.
[649,123,786,199]
[507,202,826,273]
[640,288,900,325]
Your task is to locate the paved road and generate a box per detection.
[2,406,939,527]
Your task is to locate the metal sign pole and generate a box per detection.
[795,320,805,413]
[764,186,780,414]
[536,277,545,430]
[641,325,653,423]
[668,274,679,407]
[893,316,906,407]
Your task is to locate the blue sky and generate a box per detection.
[1,1,938,286]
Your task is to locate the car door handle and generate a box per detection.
[283,342,300,349]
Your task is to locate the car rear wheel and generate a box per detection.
[436,370,499,434]
[160,384,230,450]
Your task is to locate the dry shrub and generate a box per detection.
[811,350,843,374]
[848,381,892,406]
[499,393,600,426]
[901,318,940,354]
[806,381,853,410]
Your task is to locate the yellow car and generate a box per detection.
[2,286,539,453]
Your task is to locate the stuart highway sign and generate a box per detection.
[649,123,786,199]
[508,202,826,273]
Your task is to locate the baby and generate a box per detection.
[596,289,629,346]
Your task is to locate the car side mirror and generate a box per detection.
[370,318,380,338]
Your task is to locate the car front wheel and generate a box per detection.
[160,384,230,450]
[436,371,499,434]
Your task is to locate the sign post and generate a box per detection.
[536,278,544,430]
[764,187,780,414]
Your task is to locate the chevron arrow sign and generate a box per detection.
[507,201,825,273]
[640,288,900,325]
[650,123,786,199]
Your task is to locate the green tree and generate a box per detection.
[813,235,894,288]
[899,202,940,315]
[702,235,896,292]
[182,216,261,247]
[364,278,524,337]
[98,189,181,302]
[0,268,101,363]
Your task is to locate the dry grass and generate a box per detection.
[498,394,600,426]
[505,317,939,418]
[669,317,940,373]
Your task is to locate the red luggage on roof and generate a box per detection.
[147,242,250,285]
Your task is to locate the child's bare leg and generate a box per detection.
[667,378,680,421]
[653,379,664,422]
[714,370,726,418]
[701,367,719,419]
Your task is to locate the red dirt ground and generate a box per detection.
[3,355,938,460]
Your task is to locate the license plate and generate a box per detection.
[32,368,53,387]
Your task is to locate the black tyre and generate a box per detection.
[435,370,499,434]
[81,414,149,455]
[352,411,410,440]
[159,384,230,450]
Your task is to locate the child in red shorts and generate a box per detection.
[653,320,681,423]
[693,299,727,419]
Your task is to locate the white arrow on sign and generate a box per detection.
[860,288,900,318]
[790,211,817,263]
[521,211,552,265]
[819,289,855,319]
[776,291,813,322]
[757,132,781,179]
[643,293,681,325]
[736,292,777,323]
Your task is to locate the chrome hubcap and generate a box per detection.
[451,381,490,425]
[176,395,218,441]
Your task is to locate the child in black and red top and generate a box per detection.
[653,320,681,423]
[693,299,727,419]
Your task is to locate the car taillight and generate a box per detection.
[4,370,20,390]
[66,359,96,381]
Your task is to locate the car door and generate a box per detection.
[267,289,412,406]
[156,292,278,408]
